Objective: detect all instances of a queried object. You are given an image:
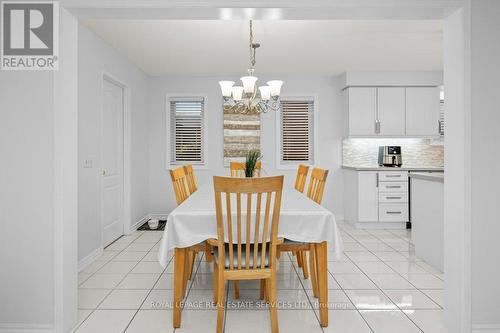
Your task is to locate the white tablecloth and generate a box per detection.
[158,186,343,268]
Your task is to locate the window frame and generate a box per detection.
[165,93,209,169]
[275,95,318,170]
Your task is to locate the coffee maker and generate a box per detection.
[378,146,402,167]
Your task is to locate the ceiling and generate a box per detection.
[82,20,443,76]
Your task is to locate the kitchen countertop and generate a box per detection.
[342,165,445,172]
[408,172,444,183]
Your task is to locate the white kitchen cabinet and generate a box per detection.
[344,85,440,137]
[358,171,379,222]
[348,87,377,136]
[406,87,440,136]
[344,169,409,228]
[377,87,406,136]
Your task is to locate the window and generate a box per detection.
[279,99,314,166]
[169,97,205,165]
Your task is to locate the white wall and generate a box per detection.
[468,0,500,329]
[443,8,470,333]
[78,24,150,262]
[147,76,345,217]
[0,73,55,328]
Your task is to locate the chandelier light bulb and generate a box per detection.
[219,81,235,97]
[232,86,244,101]
[240,76,258,94]
[259,86,271,101]
[267,80,283,97]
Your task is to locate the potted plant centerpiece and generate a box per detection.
[245,150,262,178]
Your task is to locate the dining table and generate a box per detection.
[157,182,343,328]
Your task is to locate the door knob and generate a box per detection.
[102,170,106,176]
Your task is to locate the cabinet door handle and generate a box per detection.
[376,173,379,188]
[375,120,381,134]
[386,196,402,199]
[386,175,401,178]
[386,185,401,189]
[386,211,402,214]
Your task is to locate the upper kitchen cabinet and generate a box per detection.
[346,87,406,137]
[344,86,441,137]
[347,87,377,136]
[377,87,406,136]
[405,87,440,136]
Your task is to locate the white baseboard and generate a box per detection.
[128,214,150,234]
[346,220,407,229]
[0,323,53,333]
[78,247,103,272]
[473,324,500,332]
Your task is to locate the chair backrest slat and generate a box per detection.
[212,176,283,272]
[183,164,197,194]
[225,193,234,269]
[306,167,329,205]
[170,167,190,205]
[236,193,242,270]
[245,193,252,269]
[294,164,309,193]
[252,192,262,269]
[260,191,272,269]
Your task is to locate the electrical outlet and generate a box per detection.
[83,159,93,168]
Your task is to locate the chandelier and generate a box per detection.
[219,20,283,114]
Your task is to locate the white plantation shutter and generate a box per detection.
[280,99,314,163]
[170,97,204,164]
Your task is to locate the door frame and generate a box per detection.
[100,72,132,248]
[54,2,470,333]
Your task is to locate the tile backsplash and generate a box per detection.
[343,138,444,168]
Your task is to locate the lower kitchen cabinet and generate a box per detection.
[344,169,409,228]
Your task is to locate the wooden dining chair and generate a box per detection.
[169,166,199,286]
[209,176,284,333]
[299,167,329,283]
[294,164,309,193]
[183,164,197,194]
[169,166,191,205]
[229,161,262,177]
[281,167,329,288]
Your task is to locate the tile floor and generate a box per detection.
[75,222,448,333]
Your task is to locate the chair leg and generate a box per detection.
[216,272,225,333]
[267,277,279,333]
[296,251,303,268]
[276,247,281,260]
[213,262,218,304]
[301,251,309,279]
[233,281,240,299]
[259,279,266,300]
[309,244,318,297]
[205,242,213,262]
[188,251,196,280]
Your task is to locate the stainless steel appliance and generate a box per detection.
[378,146,402,167]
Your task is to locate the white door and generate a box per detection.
[348,87,377,136]
[405,87,440,136]
[377,87,406,136]
[358,171,379,222]
[101,78,124,247]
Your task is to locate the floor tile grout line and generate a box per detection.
[74,231,148,331]
[288,252,326,333]
[342,229,427,332]
[120,257,171,333]
[75,232,167,332]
